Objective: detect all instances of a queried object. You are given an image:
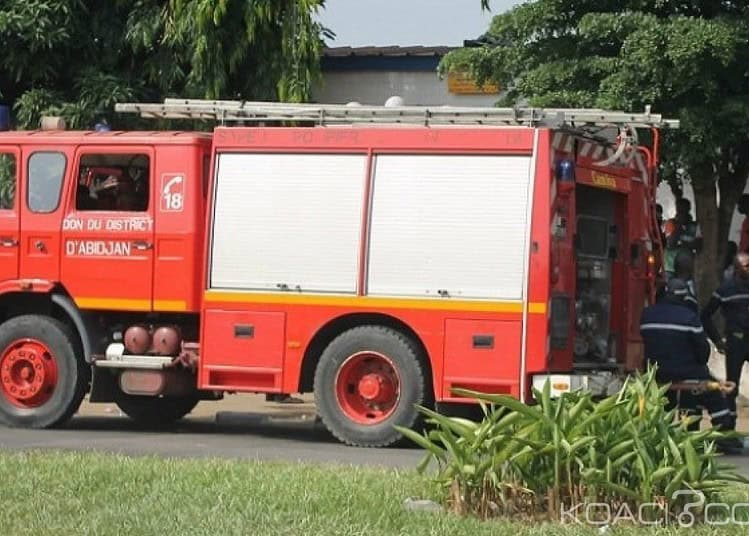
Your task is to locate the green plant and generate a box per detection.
[397,366,748,522]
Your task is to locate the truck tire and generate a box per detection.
[314,325,428,447]
[0,315,88,428]
[114,392,199,427]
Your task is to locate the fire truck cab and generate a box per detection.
[0,101,677,446]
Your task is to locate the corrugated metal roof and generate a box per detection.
[323,45,455,58]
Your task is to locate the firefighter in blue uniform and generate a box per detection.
[701,252,749,429]
[673,251,699,312]
[641,278,734,431]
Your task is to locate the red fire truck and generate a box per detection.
[0,100,677,446]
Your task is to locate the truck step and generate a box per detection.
[92,343,173,370]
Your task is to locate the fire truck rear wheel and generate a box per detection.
[314,325,427,447]
[113,392,199,426]
[0,315,88,429]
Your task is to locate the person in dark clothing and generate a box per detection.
[701,252,749,428]
[722,241,738,282]
[673,251,698,312]
[641,278,734,431]
[663,198,702,280]
[738,195,749,253]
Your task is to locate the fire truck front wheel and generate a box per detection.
[0,315,88,429]
[314,325,427,447]
[113,392,199,427]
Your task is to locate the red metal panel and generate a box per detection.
[213,127,535,154]
[624,179,650,371]
[200,309,286,391]
[19,145,73,283]
[0,145,20,285]
[576,167,633,193]
[200,295,534,400]
[525,129,553,379]
[442,318,522,399]
[58,145,155,310]
[609,194,628,365]
[548,135,577,373]
[0,131,213,147]
[200,125,541,401]
[152,143,208,312]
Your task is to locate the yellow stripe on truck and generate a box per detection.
[154,300,188,312]
[74,297,151,311]
[204,291,547,315]
[74,298,187,312]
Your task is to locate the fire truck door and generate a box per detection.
[60,148,155,311]
[0,146,20,283]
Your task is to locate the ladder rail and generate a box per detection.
[115,99,680,129]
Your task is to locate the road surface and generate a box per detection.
[0,394,748,476]
[0,394,424,468]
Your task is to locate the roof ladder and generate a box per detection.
[115,99,680,129]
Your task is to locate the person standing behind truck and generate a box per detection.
[664,198,702,280]
[641,279,735,438]
[701,252,749,429]
[672,251,699,312]
[738,195,749,253]
[656,203,666,244]
[723,241,738,282]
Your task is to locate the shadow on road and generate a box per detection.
[59,412,342,445]
[60,412,424,449]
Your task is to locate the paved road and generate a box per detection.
[0,399,747,476]
[0,411,425,469]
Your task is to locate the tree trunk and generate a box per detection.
[693,179,719,306]
[694,172,748,305]
[718,172,747,262]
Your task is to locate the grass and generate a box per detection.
[398,371,749,521]
[1,450,748,535]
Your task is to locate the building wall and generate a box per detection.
[312,71,499,107]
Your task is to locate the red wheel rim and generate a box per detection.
[335,351,400,425]
[0,339,58,408]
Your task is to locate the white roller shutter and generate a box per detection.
[210,153,367,293]
[367,154,533,300]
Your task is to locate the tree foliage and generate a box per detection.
[0,0,329,129]
[443,1,749,299]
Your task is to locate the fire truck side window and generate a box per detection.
[27,152,66,213]
[0,153,15,210]
[76,154,149,212]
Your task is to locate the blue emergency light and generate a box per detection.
[555,158,575,183]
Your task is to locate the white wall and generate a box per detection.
[313,71,499,107]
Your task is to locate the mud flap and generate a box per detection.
[88,366,119,402]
